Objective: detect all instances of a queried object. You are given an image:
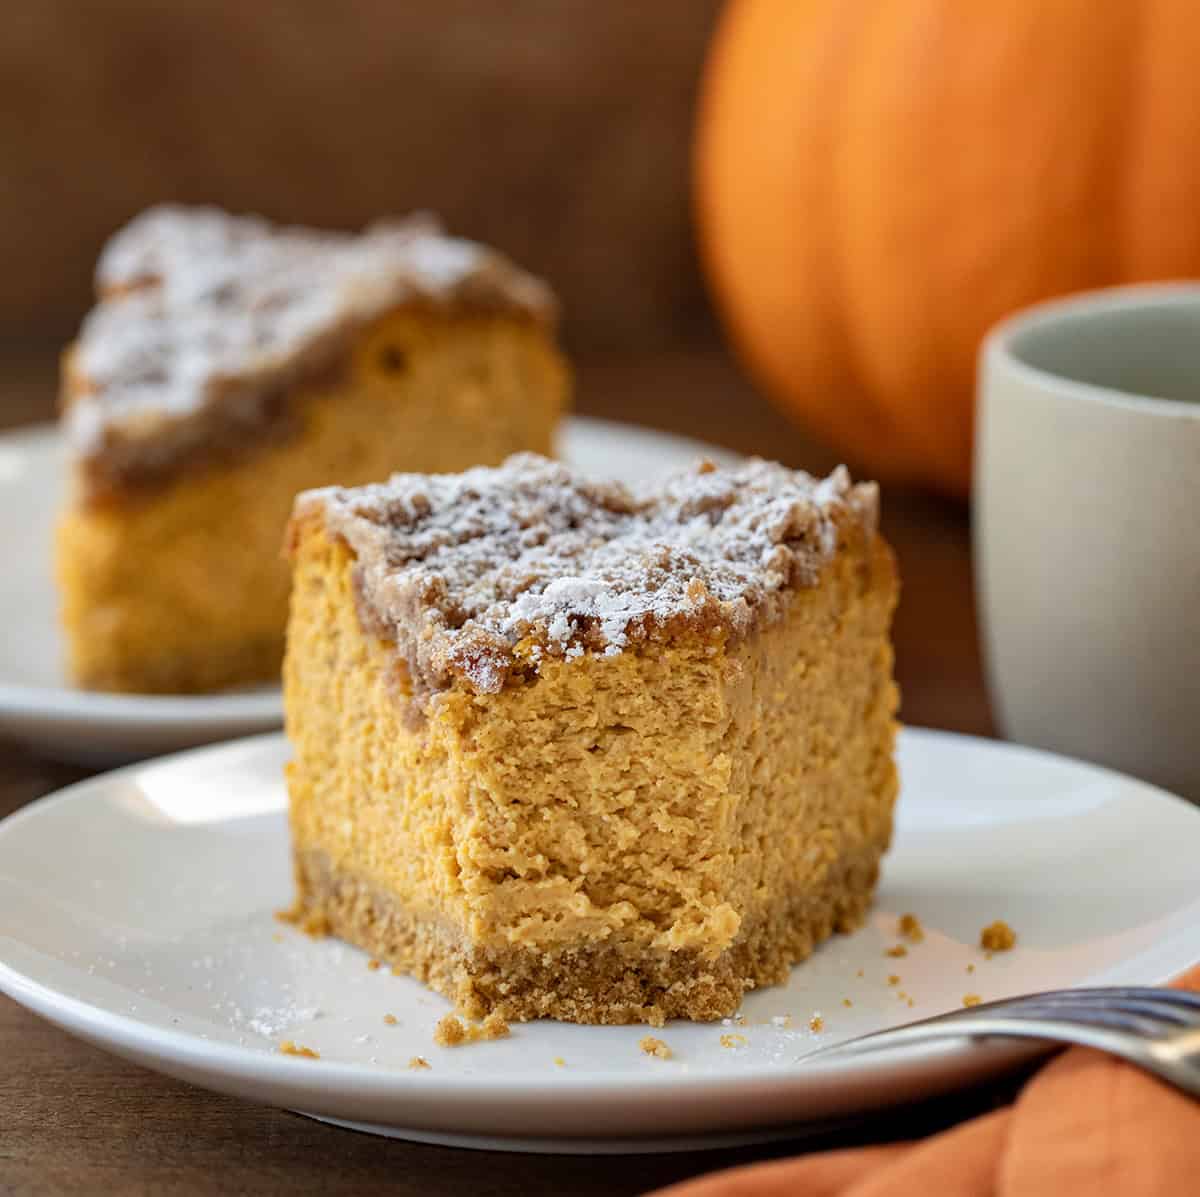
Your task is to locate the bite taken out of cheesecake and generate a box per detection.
[282,453,899,1025]
[56,206,568,694]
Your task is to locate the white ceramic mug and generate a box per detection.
[976,283,1200,801]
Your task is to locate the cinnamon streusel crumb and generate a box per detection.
[434,1012,510,1047]
[980,921,1017,952]
[279,1040,319,1059]
[639,1036,673,1060]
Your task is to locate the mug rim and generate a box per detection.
[982,280,1200,419]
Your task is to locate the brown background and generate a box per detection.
[0,5,992,1192]
[2,2,724,357]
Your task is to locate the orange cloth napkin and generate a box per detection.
[653,966,1200,1197]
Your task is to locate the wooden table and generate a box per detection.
[0,349,997,1195]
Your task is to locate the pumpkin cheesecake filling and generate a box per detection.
[283,454,899,1024]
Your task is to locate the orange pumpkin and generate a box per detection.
[695,1,1200,494]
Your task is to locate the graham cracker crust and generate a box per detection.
[290,846,885,1026]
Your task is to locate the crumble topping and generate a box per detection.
[301,453,880,700]
[65,205,555,470]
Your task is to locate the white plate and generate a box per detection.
[0,419,738,765]
[2,729,1198,1152]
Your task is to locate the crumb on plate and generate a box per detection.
[279,1040,319,1059]
[408,1056,431,1070]
[980,920,1017,952]
[809,1014,824,1032]
[719,1033,747,1049]
[899,913,925,943]
[639,1036,673,1060]
[842,998,853,1008]
[886,944,908,958]
[553,1056,566,1068]
[434,1012,510,1047]
[275,905,329,938]
[367,958,381,971]
[966,963,976,974]
[887,974,901,986]
[383,1013,398,1026]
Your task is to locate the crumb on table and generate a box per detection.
[886,944,907,958]
[383,1013,398,1026]
[719,1033,747,1049]
[434,1012,510,1047]
[408,1056,431,1070]
[639,1036,673,1060]
[899,913,925,943]
[963,993,982,1007]
[279,1040,319,1059]
[980,920,1017,952]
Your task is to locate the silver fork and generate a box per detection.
[802,987,1200,1098]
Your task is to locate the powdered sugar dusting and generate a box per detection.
[299,454,879,699]
[67,205,556,458]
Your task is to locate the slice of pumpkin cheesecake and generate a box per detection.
[282,453,899,1025]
